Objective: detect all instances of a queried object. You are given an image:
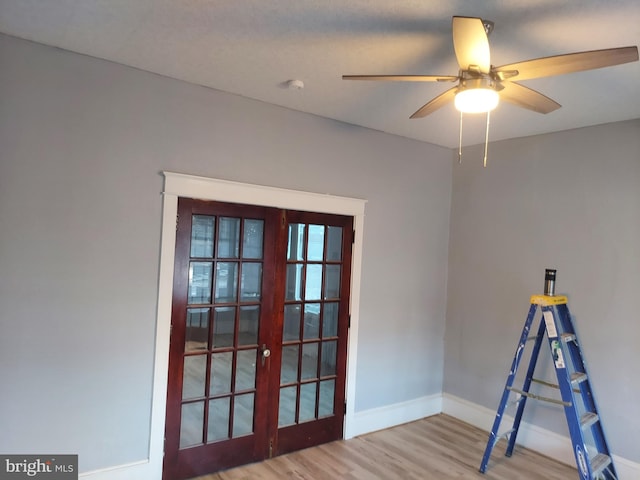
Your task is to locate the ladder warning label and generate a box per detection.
[543,311,558,338]
[552,340,565,369]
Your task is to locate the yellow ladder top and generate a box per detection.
[530,294,568,306]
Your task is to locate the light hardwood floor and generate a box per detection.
[191,414,578,479]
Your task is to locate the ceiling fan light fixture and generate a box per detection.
[455,87,499,113]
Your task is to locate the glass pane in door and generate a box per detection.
[321,341,337,376]
[210,352,232,395]
[213,307,235,348]
[305,265,322,300]
[280,345,299,384]
[243,219,264,259]
[180,402,204,448]
[238,306,259,345]
[185,308,210,351]
[207,397,230,442]
[183,354,207,399]
[318,379,335,417]
[326,227,343,262]
[241,263,262,301]
[190,215,215,258]
[303,304,320,340]
[235,349,257,391]
[217,217,240,258]
[307,225,324,261]
[299,383,317,422]
[322,303,339,337]
[278,386,297,427]
[301,343,319,380]
[283,304,301,341]
[287,224,305,261]
[189,262,213,304]
[285,264,303,301]
[233,393,255,437]
[324,265,341,299]
[215,262,238,303]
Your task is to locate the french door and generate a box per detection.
[163,198,352,479]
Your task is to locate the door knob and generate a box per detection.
[261,345,271,366]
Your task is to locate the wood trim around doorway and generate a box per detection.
[146,172,367,479]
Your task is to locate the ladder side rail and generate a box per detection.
[576,378,614,474]
[557,306,607,427]
[505,314,547,457]
[479,303,538,473]
[557,305,601,427]
[546,304,597,480]
[556,305,617,479]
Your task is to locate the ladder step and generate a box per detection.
[506,386,571,407]
[531,378,581,394]
[560,332,576,343]
[580,412,599,429]
[571,372,588,385]
[531,378,559,389]
[493,428,516,446]
[590,453,612,477]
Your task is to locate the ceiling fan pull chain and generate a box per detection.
[458,110,463,163]
[483,110,491,167]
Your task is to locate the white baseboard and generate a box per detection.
[79,459,158,480]
[443,393,640,480]
[78,393,639,480]
[350,393,442,438]
[78,395,442,479]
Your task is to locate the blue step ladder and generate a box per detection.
[479,270,617,480]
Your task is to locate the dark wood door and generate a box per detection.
[163,199,352,479]
[272,210,353,456]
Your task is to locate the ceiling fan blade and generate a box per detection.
[495,46,639,81]
[342,74,458,82]
[410,87,458,118]
[452,16,491,73]
[499,82,561,114]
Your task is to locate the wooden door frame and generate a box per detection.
[149,172,366,478]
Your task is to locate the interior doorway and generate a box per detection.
[163,197,354,479]
[150,173,366,480]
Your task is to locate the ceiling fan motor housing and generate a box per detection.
[457,74,499,93]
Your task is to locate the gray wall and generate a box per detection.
[445,119,640,462]
[0,34,452,472]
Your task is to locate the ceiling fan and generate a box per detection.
[343,16,638,117]
[342,16,638,164]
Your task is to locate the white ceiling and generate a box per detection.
[1,0,639,148]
